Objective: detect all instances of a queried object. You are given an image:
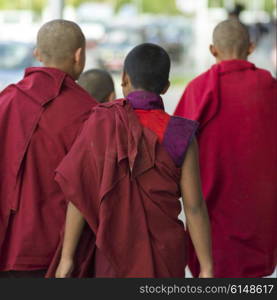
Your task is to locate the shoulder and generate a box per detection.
[95,98,126,108]
[0,83,23,107]
[47,80,97,120]
[63,78,97,104]
[162,116,198,167]
[188,69,212,86]
[91,99,126,114]
[167,116,199,136]
[86,99,127,126]
[254,67,277,85]
[184,69,212,93]
[0,83,17,97]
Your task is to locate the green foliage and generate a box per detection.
[208,0,224,8]
[141,0,181,14]
[0,0,47,12]
[67,0,109,7]
[0,0,274,15]
[264,0,276,14]
[114,0,130,12]
[68,0,181,14]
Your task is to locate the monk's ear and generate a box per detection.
[209,44,218,58]
[161,81,170,95]
[247,42,255,56]
[33,48,42,62]
[74,47,82,63]
[121,72,132,97]
[108,91,116,102]
[121,72,129,87]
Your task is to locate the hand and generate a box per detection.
[199,269,213,278]
[55,258,74,278]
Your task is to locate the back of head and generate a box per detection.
[213,19,250,58]
[37,19,85,65]
[78,69,115,103]
[124,43,170,94]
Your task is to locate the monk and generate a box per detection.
[174,19,277,278]
[0,20,97,277]
[78,69,116,103]
[47,43,213,278]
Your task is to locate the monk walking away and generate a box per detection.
[0,20,97,277]
[47,43,213,278]
[78,68,116,103]
[175,19,277,278]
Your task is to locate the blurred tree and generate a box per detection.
[208,0,224,8]
[68,0,181,14]
[67,0,108,6]
[0,0,274,15]
[31,0,47,12]
[141,0,181,14]
[0,0,47,13]
[113,0,130,12]
[264,0,276,14]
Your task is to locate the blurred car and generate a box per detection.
[0,41,40,91]
[96,26,146,72]
[144,17,193,63]
[95,17,193,72]
[82,22,107,70]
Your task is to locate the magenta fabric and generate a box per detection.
[163,116,198,167]
[127,90,165,110]
[128,91,198,167]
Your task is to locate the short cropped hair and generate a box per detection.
[78,69,115,103]
[124,43,170,94]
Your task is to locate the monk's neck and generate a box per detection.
[130,88,147,93]
[43,63,78,80]
[216,55,248,63]
[124,88,148,98]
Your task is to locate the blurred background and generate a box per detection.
[0,0,276,113]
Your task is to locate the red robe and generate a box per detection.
[46,93,198,278]
[175,60,277,277]
[0,67,97,271]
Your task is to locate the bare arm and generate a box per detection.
[56,202,85,278]
[180,138,213,277]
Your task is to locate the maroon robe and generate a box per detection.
[0,67,97,271]
[175,60,277,277]
[46,92,198,277]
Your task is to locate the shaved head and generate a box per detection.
[37,19,85,64]
[78,69,115,103]
[213,19,250,57]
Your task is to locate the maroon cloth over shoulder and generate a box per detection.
[46,95,198,278]
[175,60,277,277]
[0,67,97,271]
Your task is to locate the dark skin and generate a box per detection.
[106,91,116,102]
[121,72,170,97]
[209,43,255,63]
[34,46,86,81]
[55,74,213,278]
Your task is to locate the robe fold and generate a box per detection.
[175,60,277,277]
[46,91,198,278]
[0,67,96,271]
